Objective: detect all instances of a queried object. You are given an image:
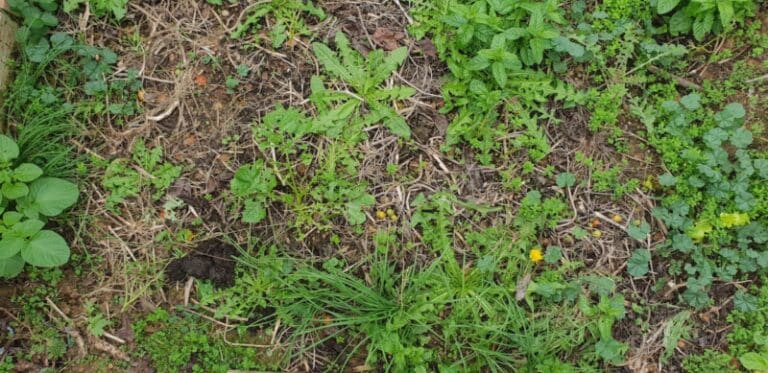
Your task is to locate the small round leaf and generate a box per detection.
[0,254,24,278]
[21,230,70,268]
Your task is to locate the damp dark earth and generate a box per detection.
[1,0,768,372]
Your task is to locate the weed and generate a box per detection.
[655,0,758,41]
[231,0,325,49]
[0,135,78,278]
[101,139,182,211]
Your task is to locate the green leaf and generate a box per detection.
[719,212,750,228]
[12,219,45,238]
[491,62,507,88]
[346,193,374,225]
[384,115,411,139]
[230,162,277,198]
[627,221,651,241]
[0,237,26,260]
[717,1,735,29]
[656,0,681,14]
[466,55,491,71]
[242,199,267,223]
[2,183,29,200]
[730,128,753,148]
[553,37,584,58]
[0,255,24,278]
[669,10,692,35]
[628,249,651,277]
[0,135,19,162]
[13,163,44,182]
[734,290,758,312]
[679,94,701,110]
[658,172,676,187]
[544,246,562,264]
[23,178,79,216]
[595,337,626,363]
[25,38,50,63]
[20,230,70,267]
[312,42,352,83]
[693,13,714,41]
[556,172,576,188]
[740,352,768,371]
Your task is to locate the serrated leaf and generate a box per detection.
[658,172,676,187]
[556,172,576,188]
[627,221,651,241]
[730,128,753,148]
[679,94,701,110]
[657,0,681,14]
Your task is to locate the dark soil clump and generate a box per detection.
[166,240,237,288]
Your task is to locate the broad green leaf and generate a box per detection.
[740,352,768,371]
[12,219,45,238]
[0,255,24,278]
[0,237,26,260]
[0,135,19,162]
[21,230,70,267]
[628,249,651,277]
[3,212,23,226]
[2,182,29,200]
[13,163,43,182]
[24,178,79,216]
[656,0,681,14]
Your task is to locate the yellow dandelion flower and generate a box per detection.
[529,248,544,263]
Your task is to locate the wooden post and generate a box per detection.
[0,0,16,126]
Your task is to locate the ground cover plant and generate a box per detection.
[1,0,768,372]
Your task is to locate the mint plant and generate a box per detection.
[655,0,757,41]
[0,135,79,278]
